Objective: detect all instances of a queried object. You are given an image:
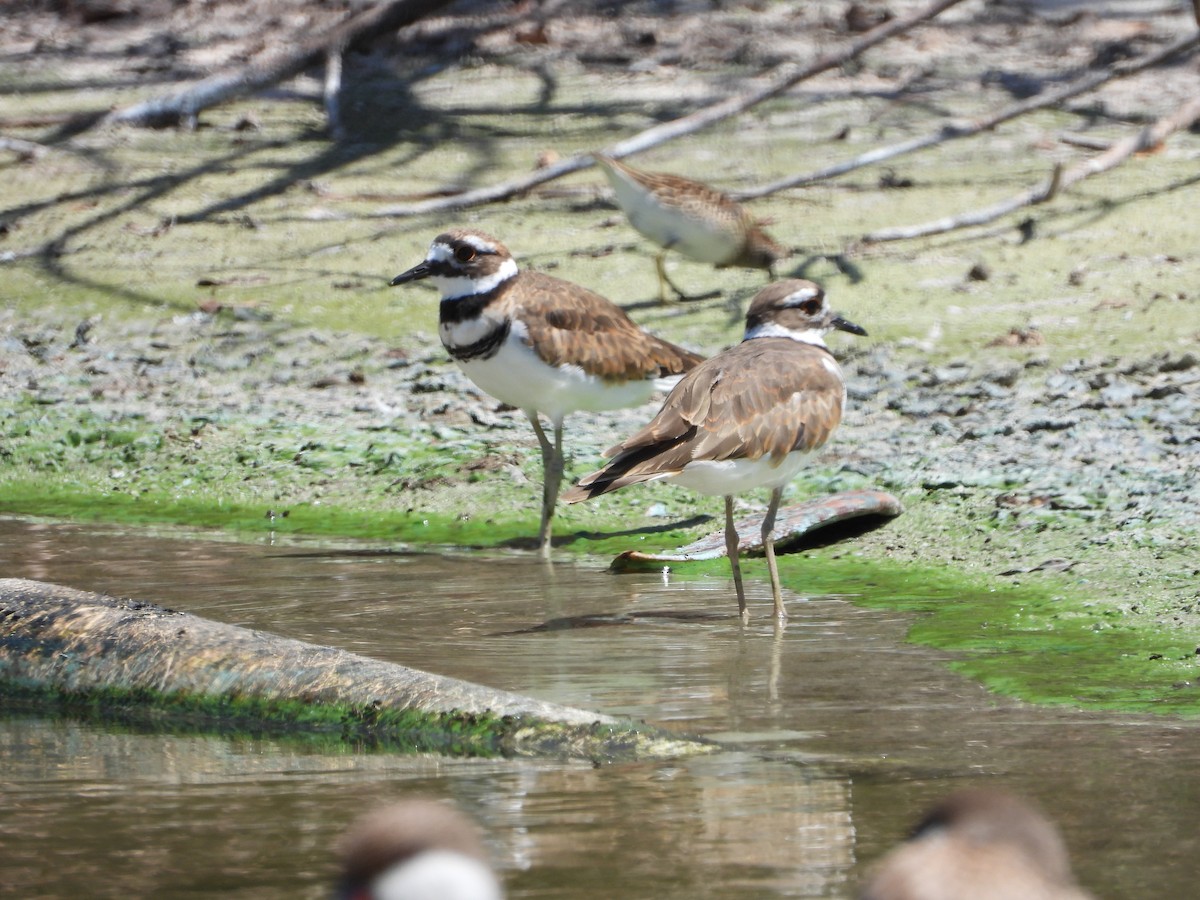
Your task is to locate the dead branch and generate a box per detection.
[0,136,50,159]
[324,49,345,141]
[101,0,458,129]
[860,92,1200,244]
[372,0,971,219]
[735,31,1200,201]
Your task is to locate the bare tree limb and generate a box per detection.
[101,0,458,129]
[734,30,1200,201]
[324,49,346,141]
[0,136,50,159]
[860,93,1200,244]
[372,0,971,218]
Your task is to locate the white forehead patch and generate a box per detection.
[428,234,499,262]
[782,285,821,308]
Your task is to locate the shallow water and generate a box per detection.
[1,517,1197,898]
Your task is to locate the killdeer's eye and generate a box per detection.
[800,298,821,316]
[454,245,476,263]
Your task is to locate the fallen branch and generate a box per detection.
[0,577,713,760]
[373,0,970,218]
[860,92,1200,243]
[324,48,346,140]
[101,0,458,129]
[0,136,50,159]
[734,30,1200,201]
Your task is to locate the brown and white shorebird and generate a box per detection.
[335,799,502,900]
[593,153,786,303]
[562,279,865,621]
[390,228,703,557]
[859,789,1096,900]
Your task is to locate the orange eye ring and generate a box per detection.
[800,299,820,315]
[454,245,476,263]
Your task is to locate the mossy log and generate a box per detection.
[0,578,713,761]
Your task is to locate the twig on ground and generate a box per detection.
[859,93,1200,244]
[0,137,50,159]
[734,31,1200,201]
[372,0,971,218]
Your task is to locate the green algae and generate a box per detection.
[0,680,713,761]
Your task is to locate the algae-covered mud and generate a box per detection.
[2,1,1199,712]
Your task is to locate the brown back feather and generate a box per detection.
[500,270,702,381]
[563,338,844,501]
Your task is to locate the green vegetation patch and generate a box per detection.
[0,680,707,760]
[769,551,1200,715]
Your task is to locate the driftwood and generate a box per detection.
[373,0,971,218]
[861,92,1200,244]
[101,0,459,129]
[734,31,1200,201]
[610,490,903,570]
[0,578,713,760]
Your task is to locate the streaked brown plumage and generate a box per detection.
[390,229,702,558]
[594,153,786,302]
[859,790,1096,900]
[495,269,700,381]
[563,279,865,620]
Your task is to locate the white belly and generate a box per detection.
[607,173,738,265]
[449,327,660,423]
[668,451,813,497]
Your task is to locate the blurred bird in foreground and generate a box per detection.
[859,789,1096,900]
[335,800,502,900]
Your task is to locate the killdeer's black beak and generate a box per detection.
[831,314,867,337]
[389,261,432,286]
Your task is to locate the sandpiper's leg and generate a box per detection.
[762,486,786,621]
[725,495,748,623]
[656,251,718,303]
[654,252,676,304]
[527,413,557,558]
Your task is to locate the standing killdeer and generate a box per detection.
[593,153,786,303]
[335,800,503,900]
[390,228,703,557]
[858,790,1096,900]
[562,279,864,622]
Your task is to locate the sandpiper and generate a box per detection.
[335,799,502,900]
[390,228,703,557]
[858,790,1096,900]
[562,279,864,621]
[593,153,786,302]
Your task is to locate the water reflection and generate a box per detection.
[1,517,1197,897]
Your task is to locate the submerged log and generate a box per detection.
[0,578,712,761]
[611,489,902,569]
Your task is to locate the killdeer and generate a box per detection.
[562,279,864,622]
[593,153,786,303]
[335,800,502,900]
[390,228,703,557]
[859,790,1096,900]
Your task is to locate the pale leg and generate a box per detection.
[527,413,562,559]
[725,495,748,623]
[762,486,786,621]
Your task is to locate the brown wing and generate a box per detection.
[600,156,755,235]
[504,270,702,381]
[562,338,845,501]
